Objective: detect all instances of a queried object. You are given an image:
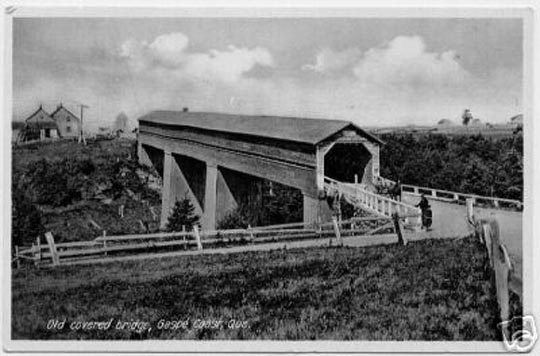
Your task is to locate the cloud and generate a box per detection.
[302,47,361,73]
[120,32,274,83]
[14,33,521,131]
[353,36,469,87]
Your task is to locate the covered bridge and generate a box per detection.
[138,110,383,230]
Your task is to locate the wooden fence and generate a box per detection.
[13,213,411,268]
[467,200,522,324]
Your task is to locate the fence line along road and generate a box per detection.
[14,213,410,267]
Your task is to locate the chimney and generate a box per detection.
[183,107,189,112]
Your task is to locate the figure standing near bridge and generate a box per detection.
[391,179,402,202]
[416,194,432,230]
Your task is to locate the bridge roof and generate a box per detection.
[139,111,383,146]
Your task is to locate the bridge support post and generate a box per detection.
[160,151,204,229]
[202,163,218,231]
[160,151,174,228]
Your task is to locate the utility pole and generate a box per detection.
[78,103,89,145]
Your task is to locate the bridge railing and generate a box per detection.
[373,176,522,210]
[401,184,522,210]
[324,177,422,228]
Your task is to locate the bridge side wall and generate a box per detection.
[139,125,323,229]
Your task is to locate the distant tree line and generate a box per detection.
[379,133,523,201]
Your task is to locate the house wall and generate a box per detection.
[53,109,80,138]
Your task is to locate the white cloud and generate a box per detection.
[302,47,361,73]
[120,32,274,83]
[353,36,469,87]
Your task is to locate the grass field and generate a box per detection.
[12,236,502,341]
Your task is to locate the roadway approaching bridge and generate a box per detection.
[138,110,384,230]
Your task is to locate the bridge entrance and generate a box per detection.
[324,143,372,185]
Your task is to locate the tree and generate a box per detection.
[462,109,473,126]
[165,197,200,232]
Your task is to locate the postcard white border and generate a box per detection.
[1,1,538,354]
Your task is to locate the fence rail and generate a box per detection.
[14,213,407,267]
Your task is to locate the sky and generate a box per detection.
[13,17,523,131]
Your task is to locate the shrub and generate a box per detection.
[217,208,250,229]
[11,186,44,248]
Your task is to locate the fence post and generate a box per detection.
[247,224,254,242]
[44,232,60,266]
[31,242,37,267]
[36,236,42,263]
[392,213,406,245]
[331,216,342,246]
[193,225,203,251]
[482,223,493,267]
[466,198,474,224]
[15,246,21,269]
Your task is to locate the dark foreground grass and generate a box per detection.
[12,236,501,340]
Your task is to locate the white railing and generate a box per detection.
[324,177,421,227]
[401,184,522,209]
[374,176,522,210]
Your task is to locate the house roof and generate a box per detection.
[51,105,80,120]
[138,111,383,146]
[25,106,58,129]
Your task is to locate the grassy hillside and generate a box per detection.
[11,139,162,246]
[12,236,502,340]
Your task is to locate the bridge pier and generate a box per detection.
[202,163,218,231]
[160,151,204,229]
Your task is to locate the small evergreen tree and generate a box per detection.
[165,197,200,232]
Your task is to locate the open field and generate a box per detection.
[12,236,504,340]
[368,124,519,139]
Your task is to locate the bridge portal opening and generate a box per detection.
[324,143,372,184]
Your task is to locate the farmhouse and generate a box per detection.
[51,103,81,138]
[138,110,383,231]
[17,105,60,142]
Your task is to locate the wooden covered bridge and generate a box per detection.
[137,110,386,231]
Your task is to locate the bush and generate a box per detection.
[217,209,250,229]
[11,186,44,248]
